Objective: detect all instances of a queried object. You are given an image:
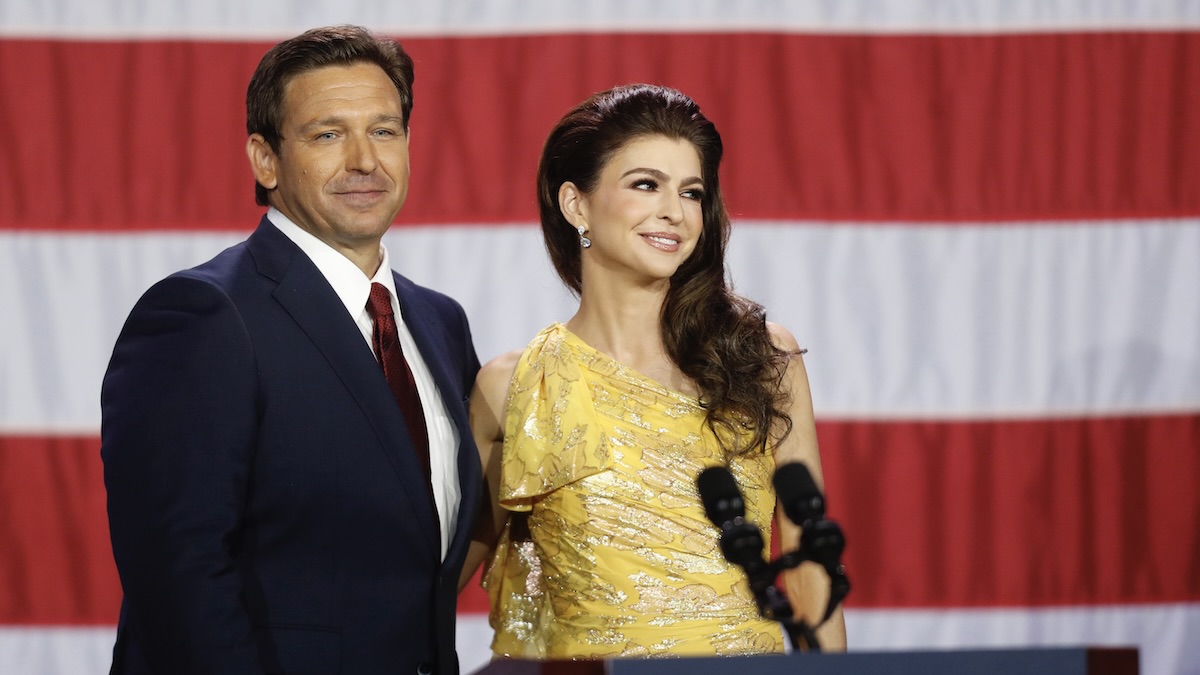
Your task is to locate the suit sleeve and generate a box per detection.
[453,298,482,391]
[101,274,264,674]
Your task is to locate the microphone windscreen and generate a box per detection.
[697,465,744,526]
[773,462,824,527]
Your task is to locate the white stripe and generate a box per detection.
[5,605,1197,675]
[457,616,494,674]
[3,1,1200,39]
[0,231,245,434]
[2,219,1198,432]
[727,219,1200,419]
[0,627,115,675]
[845,604,1200,675]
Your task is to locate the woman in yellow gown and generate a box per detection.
[461,84,847,659]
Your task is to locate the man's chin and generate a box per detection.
[333,206,402,232]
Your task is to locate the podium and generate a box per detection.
[469,647,1138,675]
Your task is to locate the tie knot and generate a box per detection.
[366,282,394,320]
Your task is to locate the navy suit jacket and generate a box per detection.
[101,217,482,675]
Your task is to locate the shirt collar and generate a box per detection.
[266,207,398,317]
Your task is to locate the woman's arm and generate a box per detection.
[457,350,521,592]
[767,322,848,651]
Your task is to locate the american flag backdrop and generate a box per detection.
[2,2,1199,674]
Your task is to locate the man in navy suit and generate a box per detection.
[101,25,481,675]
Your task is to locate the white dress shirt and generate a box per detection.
[267,207,460,560]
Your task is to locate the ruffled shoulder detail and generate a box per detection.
[498,324,612,511]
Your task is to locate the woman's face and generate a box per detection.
[569,134,705,288]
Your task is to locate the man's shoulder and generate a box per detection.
[180,240,253,282]
[134,228,270,311]
[162,215,289,286]
[172,218,285,289]
[392,272,465,315]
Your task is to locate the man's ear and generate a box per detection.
[558,181,587,229]
[246,134,279,191]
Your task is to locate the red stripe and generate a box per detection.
[2,32,1199,231]
[0,436,121,625]
[5,414,1196,624]
[458,569,488,614]
[819,413,1200,609]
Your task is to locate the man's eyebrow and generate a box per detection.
[297,114,405,134]
[371,114,406,126]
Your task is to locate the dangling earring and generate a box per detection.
[577,225,592,249]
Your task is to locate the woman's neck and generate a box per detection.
[566,278,696,395]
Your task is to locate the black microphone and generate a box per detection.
[697,465,745,525]
[773,462,850,623]
[773,462,825,528]
[696,466,769,580]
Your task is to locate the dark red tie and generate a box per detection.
[366,283,431,481]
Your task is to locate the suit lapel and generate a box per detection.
[393,277,464,435]
[392,274,480,564]
[246,219,441,559]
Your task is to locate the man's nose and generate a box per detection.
[344,133,379,173]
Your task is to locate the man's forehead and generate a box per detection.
[280,64,403,122]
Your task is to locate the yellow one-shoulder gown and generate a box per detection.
[484,324,785,658]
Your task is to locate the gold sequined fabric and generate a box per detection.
[483,324,784,658]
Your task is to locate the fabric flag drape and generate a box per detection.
[1,2,1198,674]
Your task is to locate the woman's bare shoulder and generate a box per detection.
[766,320,804,353]
[475,349,524,400]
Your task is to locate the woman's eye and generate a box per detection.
[632,179,657,191]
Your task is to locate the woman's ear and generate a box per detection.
[558,181,587,229]
[246,134,279,191]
